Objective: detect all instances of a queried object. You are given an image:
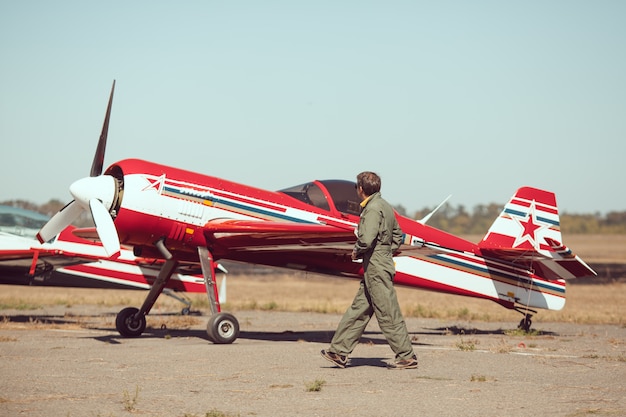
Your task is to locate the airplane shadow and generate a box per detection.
[89,328,394,345]
[425,325,558,337]
[1,314,559,342]
[1,310,199,326]
[239,329,387,344]
[87,327,445,347]
[2,314,108,325]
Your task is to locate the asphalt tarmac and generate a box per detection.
[0,306,624,417]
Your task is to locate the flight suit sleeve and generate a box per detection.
[391,219,403,254]
[353,206,381,258]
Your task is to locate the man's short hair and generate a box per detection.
[357,171,381,196]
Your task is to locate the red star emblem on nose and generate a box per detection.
[142,174,166,193]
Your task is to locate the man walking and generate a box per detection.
[321,171,418,370]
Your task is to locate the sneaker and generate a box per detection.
[320,349,348,368]
[387,355,418,370]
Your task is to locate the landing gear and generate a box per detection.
[114,238,178,339]
[518,314,533,332]
[199,247,239,344]
[116,307,146,337]
[515,306,537,332]
[113,242,240,344]
[206,312,240,344]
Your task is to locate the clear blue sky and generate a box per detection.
[1,1,624,215]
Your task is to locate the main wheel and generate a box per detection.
[116,307,146,337]
[206,312,239,344]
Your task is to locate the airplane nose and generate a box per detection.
[69,176,116,210]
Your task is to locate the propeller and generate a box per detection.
[36,81,122,257]
[91,80,115,177]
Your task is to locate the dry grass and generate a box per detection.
[0,272,624,326]
[558,234,626,263]
[1,235,623,327]
[222,274,626,325]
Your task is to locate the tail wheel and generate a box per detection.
[206,312,239,344]
[116,307,146,337]
[518,315,532,332]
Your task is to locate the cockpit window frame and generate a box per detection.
[277,179,361,217]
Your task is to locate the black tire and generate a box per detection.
[116,307,146,337]
[206,312,239,344]
[518,316,532,332]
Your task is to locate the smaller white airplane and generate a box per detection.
[0,205,226,314]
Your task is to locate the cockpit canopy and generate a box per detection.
[278,180,361,216]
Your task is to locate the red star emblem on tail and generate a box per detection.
[512,201,544,250]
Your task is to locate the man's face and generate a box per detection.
[356,185,366,201]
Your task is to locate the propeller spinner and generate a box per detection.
[36,81,122,257]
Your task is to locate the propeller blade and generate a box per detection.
[90,80,116,177]
[89,198,121,257]
[36,201,83,243]
[70,175,117,211]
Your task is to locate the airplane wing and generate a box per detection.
[201,219,456,277]
[204,219,357,248]
[0,229,208,293]
[202,219,360,276]
[75,220,358,252]
[0,232,85,268]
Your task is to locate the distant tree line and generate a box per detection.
[395,203,626,235]
[3,199,626,235]
[3,199,65,218]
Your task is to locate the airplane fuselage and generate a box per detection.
[105,158,566,312]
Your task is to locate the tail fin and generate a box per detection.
[479,187,596,279]
[481,187,561,254]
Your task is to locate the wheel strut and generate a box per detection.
[115,238,178,337]
[199,246,239,344]
[518,314,533,332]
[514,306,537,332]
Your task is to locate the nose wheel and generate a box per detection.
[114,238,177,338]
[116,307,147,337]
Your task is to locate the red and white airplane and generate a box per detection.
[36,81,596,343]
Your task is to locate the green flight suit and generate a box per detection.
[329,192,415,360]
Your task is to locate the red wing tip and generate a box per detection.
[36,233,46,244]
